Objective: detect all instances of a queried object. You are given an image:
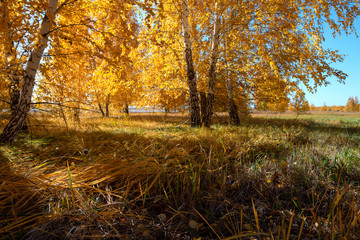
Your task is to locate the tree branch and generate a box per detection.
[0,98,10,104]
[30,101,100,113]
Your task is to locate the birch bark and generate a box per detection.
[0,0,59,143]
[180,0,201,127]
[202,1,221,127]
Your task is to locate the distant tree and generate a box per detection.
[288,104,294,112]
[345,97,359,112]
[321,102,328,112]
[355,97,359,112]
[291,91,309,113]
[328,105,344,112]
[310,104,316,111]
[302,100,310,112]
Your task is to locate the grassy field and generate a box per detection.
[0,112,360,239]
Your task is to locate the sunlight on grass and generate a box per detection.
[0,112,359,239]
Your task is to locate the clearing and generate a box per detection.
[0,112,359,239]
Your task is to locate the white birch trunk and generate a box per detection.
[202,1,221,127]
[0,0,59,143]
[180,0,201,127]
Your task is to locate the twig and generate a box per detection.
[31,102,100,113]
[0,98,10,104]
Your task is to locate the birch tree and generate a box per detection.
[139,0,359,126]
[200,1,222,127]
[180,0,201,126]
[0,0,59,143]
[0,0,156,142]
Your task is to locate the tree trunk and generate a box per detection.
[105,94,110,117]
[2,4,28,132]
[98,103,105,117]
[180,0,201,127]
[224,39,240,126]
[0,0,59,143]
[105,104,109,117]
[8,68,29,132]
[226,77,240,125]
[8,75,21,115]
[73,105,80,123]
[123,104,129,115]
[199,91,207,119]
[59,105,69,131]
[95,91,105,117]
[202,2,221,128]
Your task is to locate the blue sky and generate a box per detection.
[304,19,360,107]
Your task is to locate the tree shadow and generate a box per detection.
[1,114,359,239]
[0,149,52,239]
[119,113,360,138]
[248,116,360,133]
[246,117,360,147]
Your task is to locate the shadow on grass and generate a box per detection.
[0,150,55,239]
[0,126,288,238]
[248,116,360,135]
[0,115,359,239]
[115,113,360,139]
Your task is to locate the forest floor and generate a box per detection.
[0,112,360,239]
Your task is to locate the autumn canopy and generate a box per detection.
[0,0,359,142]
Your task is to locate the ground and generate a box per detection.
[0,111,359,239]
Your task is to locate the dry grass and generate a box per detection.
[0,112,360,239]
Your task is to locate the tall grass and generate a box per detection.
[0,112,359,239]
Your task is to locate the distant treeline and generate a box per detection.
[310,97,360,112]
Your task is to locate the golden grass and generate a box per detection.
[0,112,359,239]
